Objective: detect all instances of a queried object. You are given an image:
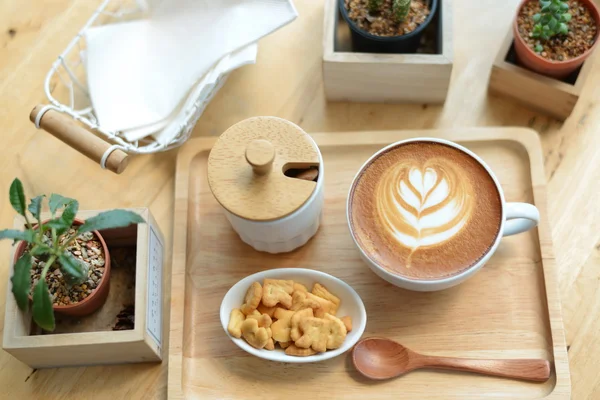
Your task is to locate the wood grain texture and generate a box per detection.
[29,105,130,174]
[207,117,319,221]
[323,0,454,103]
[2,0,600,399]
[489,28,595,120]
[168,128,569,399]
[352,337,551,382]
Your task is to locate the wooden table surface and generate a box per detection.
[0,0,598,399]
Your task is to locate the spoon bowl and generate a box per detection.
[352,337,551,382]
[352,337,414,380]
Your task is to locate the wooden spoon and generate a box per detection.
[352,337,551,382]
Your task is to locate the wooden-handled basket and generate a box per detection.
[32,0,228,174]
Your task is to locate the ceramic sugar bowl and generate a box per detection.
[207,117,324,253]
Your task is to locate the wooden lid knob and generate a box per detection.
[245,139,275,175]
[207,117,321,222]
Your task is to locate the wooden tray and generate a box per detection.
[168,128,570,399]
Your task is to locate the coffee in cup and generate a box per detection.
[347,138,540,291]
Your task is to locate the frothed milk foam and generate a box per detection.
[349,142,502,280]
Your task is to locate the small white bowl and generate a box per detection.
[220,268,367,363]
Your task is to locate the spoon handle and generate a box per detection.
[418,356,551,382]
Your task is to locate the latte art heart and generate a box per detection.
[376,159,474,252]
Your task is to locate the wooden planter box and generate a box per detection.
[2,208,166,368]
[322,0,454,103]
[489,28,596,120]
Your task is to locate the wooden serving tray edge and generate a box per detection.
[167,127,570,400]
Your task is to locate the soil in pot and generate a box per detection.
[516,0,597,62]
[30,228,106,307]
[344,0,431,37]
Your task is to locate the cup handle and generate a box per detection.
[503,203,540,237]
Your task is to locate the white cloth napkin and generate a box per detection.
[121,44,258,143]
[85,0,297,136]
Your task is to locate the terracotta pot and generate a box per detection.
[513,0,600,79]
[13,218,111,317]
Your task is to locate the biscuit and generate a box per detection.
[262,279,294,308]
[312,283,341,309]
[304,292,337,318]
[246,313,272,328]
[290,308,314,342]
[293,282,308,292]
[265,338,275,350]
[324,313,347,350]
[257,303,277,318]
[285,344,317,357]
[247,309,261,317]
[340,316,352,332]
[290,290,322,312]
[241,282,263,315]
[227,308,245,338]
[271,308,295,342]
[278,341,291,349]
[240,318,269,349]
[295,317,330,353]
[274,307,296,321]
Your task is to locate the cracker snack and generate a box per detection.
[229,280,352,356]
[241,282,263,315]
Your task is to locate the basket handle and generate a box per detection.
[29,105,130,174]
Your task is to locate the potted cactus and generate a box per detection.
[0,178,144,331]
[339,0,439,53]
[513,0,600,78]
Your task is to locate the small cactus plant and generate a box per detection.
[368,0,412,22]
[393,0,411,21]
[531,0,572,52]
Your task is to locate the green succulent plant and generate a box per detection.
[531,0,572,51]
[368,0,412,22]
[0,178,145,331]
[393,0,411,21]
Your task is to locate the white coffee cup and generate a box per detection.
[346,138,540,292]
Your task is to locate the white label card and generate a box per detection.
[146,226,163,347]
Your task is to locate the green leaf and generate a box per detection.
[562,13,572,22]
[32,280,55,331]
[78,210,145,234]
[541,14,551,24]
[559,22,568,34]
[44,218,68,231]
[27,195,45,223]
[11,253,32,312]
[9,179,27,216]
[48,194,73,216]
[541,1,551,11]
[30,244,51,257]
[0,229,35,243]
[560,2,569,11]
[535,44,544,53]
[44,199,79,235]
[533,13,542,22]
[58,252,87,284]
[58,200,79,235]
[548,17,558,30]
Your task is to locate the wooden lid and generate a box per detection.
[207,117,320,221]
